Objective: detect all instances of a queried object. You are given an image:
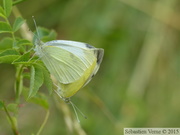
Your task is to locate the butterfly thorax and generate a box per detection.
[34,40,45,56]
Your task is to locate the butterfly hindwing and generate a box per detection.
[82,48,104,87]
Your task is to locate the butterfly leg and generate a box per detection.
[53,83,72,103]
[53,83,63,98]
[28,53,36,62]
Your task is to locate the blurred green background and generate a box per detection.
[1,0,180,134]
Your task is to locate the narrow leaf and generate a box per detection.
[12,116,18,128]
[35,63,53,94]
[17,39,32,47]
[0,49,20,63]
[7,103,18,113]
[12,52,30,64]
[0,21,12,33]
[0,37,13,51]
[13,0,28,6]
[14,38,32,52]
[3,0,12,17]
[13,17,25,32]
[33,27,57,43]
[28,65,44,99]
[23,72,30,79]
[42,67,53,94]
[41,29,57,42]
[0,49,19,56]
[28,93,49,109]
[0,101,3,110]
[0,6,6,19]
[6,116,18,129]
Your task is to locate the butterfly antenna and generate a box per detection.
[69,101,87,123]
[28,28,40,42]
[54,90,80,122]
[54,87,87,122]
[32,16,41,43]
[70,101,80,123]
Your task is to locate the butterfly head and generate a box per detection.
[63,97,71,104]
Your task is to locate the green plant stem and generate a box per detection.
[36,110,50,135]
[4,17,16,48]
[12,32,17,48]
[3,102,19,135]
[15,65,24,104]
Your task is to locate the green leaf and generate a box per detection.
[0,37,13,51]
[13,0,28,6]
[0,100,4,110]
[0,49,20,63]
[21,86,29,99]
[0,21,12,33]
[12,116,18,128]
[12,52,31,64]
[15,38,32,52]
[7,103,18,113]
[7,116,17,129]
[42,67,53,94]
[13,17,25,32]
[35,63,53,94]
[28,93,49,109]
[23,72,30,79]
[33,27,57,43]
[28,65,44,99]
[17,39,32,52]
[41,29,57,42]
[17,39,32,47]
[0,49,19,56]
[0,6,6,19]
[3,0,12,17]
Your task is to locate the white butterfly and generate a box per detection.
[34,39,104,103]
[32,17,104,121]
[31,17,103,103]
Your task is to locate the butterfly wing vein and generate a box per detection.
[40,43,97,84]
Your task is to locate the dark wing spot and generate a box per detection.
[70,53,74,59]
[91,74,95,78]
[96,49,104,65]
[86,44,94,48]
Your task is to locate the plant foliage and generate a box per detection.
[0,0,56,134]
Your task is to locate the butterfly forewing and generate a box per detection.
[40,41,98,84]
[45,40,95,49]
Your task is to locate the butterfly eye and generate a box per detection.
[86,44,94,48]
